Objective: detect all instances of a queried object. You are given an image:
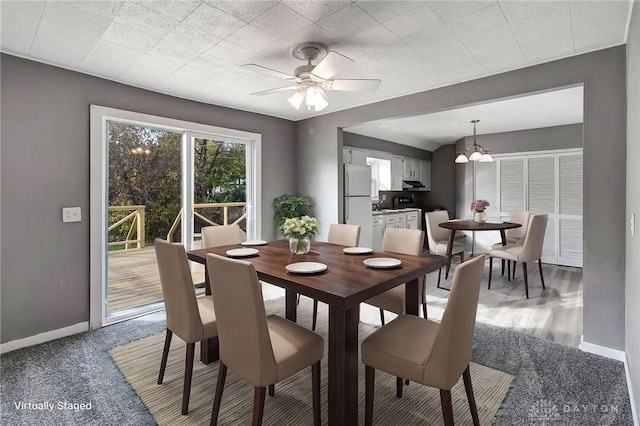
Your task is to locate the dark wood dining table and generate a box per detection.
[187,239,446,426]
[439,219,521,279]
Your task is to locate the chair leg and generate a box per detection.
[512,261,517,279]
[268,384,274,397]
[296,293,300,305]
[523,262,529,299]
[396,377,403,398]
[439,389,454,426]
[459,251,465,263]
[252,387,266,426]
[312,361,321,426]
[210,362,227,426]
[463,365,480,426]
[488,257,493,290]
[312,299,318,331]
[436,268,450,291]
[379,308,385,326]
[507,260,511,282]
[538,259,546,289]
[501,259,505,276]
[365,366,375,426]
[182,342,196,415]
[158,329,172,384]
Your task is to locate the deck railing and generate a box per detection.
[108,205,146,249]
[166,202,247,242]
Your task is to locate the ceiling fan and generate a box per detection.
[242,42,382,112]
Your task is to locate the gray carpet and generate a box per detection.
[1,299,634,425]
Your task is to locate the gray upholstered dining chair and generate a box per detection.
[364,228,427,325]
[201,224,246,248]
[206,253,323,426]
[327,223,361,247]
[154,238,218,415]
[361,255,485,426]
[488,214,548,299]
[425,211,465,289]
[491,210,531,278]
[306,223,362,330]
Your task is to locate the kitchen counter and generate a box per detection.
[372,208,421,215]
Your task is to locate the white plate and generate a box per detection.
[363,257,402,269]
[485,220,503,224]
[343,247,373,255]
[285,262,328,274]
[226,248,259,258]
[241,240,268,246]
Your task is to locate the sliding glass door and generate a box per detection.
[90,106,261,327]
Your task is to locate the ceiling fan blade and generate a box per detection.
[329,79,382,92]
[311,51,354,80]
[242,64,294,80]
[249,86,299,96]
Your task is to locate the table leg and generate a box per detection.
[444,230,456,279]
[204,265,212,296]
[285,289,297,322]
[328,305,360,426]
[405,278,419,316]
[500,230,507,246]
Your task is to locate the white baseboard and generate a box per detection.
[580,337,639,425]
[0,322,89,354]
[625,353,640,426]
[579,337,626,361]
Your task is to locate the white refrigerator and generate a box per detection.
[344,164,373,248]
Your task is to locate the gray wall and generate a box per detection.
[0,54,297,344]
[421,144,457,215]
[342,132,432,160]
[626,3,640,416]
[297,47,626,350]
[455,123,583,217]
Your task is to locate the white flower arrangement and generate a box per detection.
[282,215,320,239]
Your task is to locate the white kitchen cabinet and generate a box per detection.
[372,216,385,251]
[391,156,404,190]
[419,160,431,190]
[402,157,421,180]
[395,213,406,229]
[384,215,396,229]
[344,147,368,166]
[406,210,419,229]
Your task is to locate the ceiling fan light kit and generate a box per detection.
[244,42,381,112]
[455,119,493,164]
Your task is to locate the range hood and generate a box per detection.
[402,180,425,189]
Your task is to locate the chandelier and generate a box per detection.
[455,119,493,163]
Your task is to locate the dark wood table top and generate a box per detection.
[187,239,446,310]
[439,219,522,232]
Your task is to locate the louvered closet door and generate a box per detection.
[527,155,557,264]
[558,154,583,267]
[474,161,499,252]
[500,158,525,213]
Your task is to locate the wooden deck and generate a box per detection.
[107,247,583,347]
[107,245,204,314]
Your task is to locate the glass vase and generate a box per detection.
[289,236,311,254]
[473,211,487,223]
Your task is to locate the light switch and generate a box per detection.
[62,207,81,223]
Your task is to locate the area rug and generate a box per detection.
[110,298,513,425]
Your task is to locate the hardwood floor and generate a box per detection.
[108,246,582,347]
[374,256,584,348]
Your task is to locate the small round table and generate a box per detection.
[439,220,522,279]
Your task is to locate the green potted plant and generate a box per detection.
[272,194,314,230]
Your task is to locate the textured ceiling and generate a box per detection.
[0,0,632,123]
[344,85,584,150]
